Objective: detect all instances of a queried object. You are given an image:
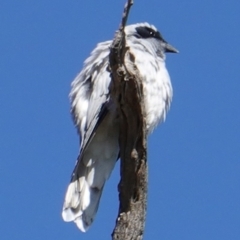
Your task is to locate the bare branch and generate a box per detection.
[121,0,134,29]
[109,1,148,239]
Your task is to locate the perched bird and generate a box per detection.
[62,22,178,232]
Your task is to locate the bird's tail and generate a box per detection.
[62,112,119,231]
[62,159,107,232]
[62,142,119,231]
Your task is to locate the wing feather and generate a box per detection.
[70,41,112,155]
[63,41,120,231]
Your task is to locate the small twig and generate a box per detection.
[109,0,133,68]
[120,0,134,30]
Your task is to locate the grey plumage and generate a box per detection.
[62,22,178,232]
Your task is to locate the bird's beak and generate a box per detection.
[164,43,179,53]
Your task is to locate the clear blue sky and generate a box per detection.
[1,0,239,239]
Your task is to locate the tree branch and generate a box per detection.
[109,1,148,239]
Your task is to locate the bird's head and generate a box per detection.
[125,23,178,58]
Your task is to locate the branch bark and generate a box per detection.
[109,1,148,239]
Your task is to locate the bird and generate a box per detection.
[62,22,178,232]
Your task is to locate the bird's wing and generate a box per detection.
[70,41,112,159]
[62,41,120,231]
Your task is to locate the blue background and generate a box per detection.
[1,0,239,239]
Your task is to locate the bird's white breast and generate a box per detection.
[128,44,173,133]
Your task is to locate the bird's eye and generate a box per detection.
[135,26,157,39]
[149,31,155,37]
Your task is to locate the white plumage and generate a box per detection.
[62,23,178,232]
